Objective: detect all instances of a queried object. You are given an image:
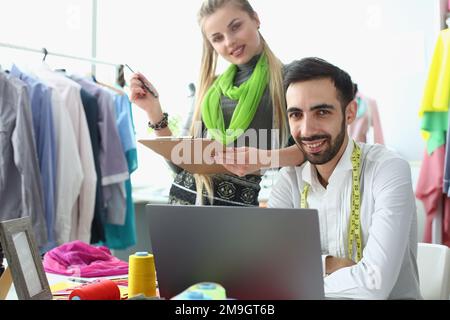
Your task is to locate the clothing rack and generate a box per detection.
[0,41,124,84]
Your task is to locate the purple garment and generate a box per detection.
[70,77,128,185]
[0,72,47,247]
[43,240,128,277]
[10,65,57,250]
[70,77,128,227]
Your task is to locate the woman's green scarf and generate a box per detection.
[201,53,269,145]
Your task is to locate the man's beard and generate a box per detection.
[294,120,346,165]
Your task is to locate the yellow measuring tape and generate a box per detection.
[300,141,363,262]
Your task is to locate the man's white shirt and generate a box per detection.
[268,140,422,299]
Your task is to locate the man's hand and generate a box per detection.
[325,256,356,275]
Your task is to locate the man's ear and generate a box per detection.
[345,100,358,125]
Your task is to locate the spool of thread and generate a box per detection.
[69,279,120,300]
[128,252,157,298]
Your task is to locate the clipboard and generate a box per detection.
[138,137,228,174]
[0,267,12,300]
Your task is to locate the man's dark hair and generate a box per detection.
[284,57,356,109]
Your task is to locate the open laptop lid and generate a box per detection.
[147,204,324,300]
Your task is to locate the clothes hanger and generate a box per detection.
[93,75,126,96]
[42,48,48,62]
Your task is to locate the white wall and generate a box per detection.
[0,0,443,190]
[0,0,92,72]
[93,0,442,164]
[254,0,442,161]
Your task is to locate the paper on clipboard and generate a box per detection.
[138,137,228,174]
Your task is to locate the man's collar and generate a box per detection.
[332,138,354,174]
[301,139,354,188]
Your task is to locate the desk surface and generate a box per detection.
[4,262,128,300]
[5,272,65,300]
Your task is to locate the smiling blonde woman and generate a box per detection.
[130,0,304,206]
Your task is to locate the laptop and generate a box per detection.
[147,204,324,300]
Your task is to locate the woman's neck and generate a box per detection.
[237,52,261,72]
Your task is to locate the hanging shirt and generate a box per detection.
[416,145,450,247]
[268,140,421,300]
[419,29,450,154]
[79,89,105,243]
[70,77,129,185]
[420,111,447,155]
[444,118,450,195]
[104,93,138,249]
[34,64,97,244]
[0,71,47,247]
[10,65,57,250]
[70,77,129,230]
[33,67,83,246]
[103,92,136,225]
[113,93,137,156]
[348,93,384,145]
[419,28,450,116]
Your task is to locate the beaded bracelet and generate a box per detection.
[148,112,169,130]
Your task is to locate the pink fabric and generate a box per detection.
[348,93,385,145]
[43,240,128,277]
[415,146,450,247]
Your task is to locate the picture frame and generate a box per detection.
[0,217,52,300]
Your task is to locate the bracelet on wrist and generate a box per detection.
[148,112,169,131]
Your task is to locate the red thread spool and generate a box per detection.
[69,279,121,300]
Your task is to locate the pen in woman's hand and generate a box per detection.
[125,64,159,98]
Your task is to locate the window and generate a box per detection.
[0,0,92,73]
[95,0,203,190]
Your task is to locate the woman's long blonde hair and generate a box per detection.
[191,0,288,204]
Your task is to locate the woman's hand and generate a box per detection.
[214,145,305,176]
[214,147,274,177]
[129,72,163,121]
[130,72,173,136]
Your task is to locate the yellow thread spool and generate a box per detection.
[128,252,157,298]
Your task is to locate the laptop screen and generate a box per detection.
[147,204,324,300]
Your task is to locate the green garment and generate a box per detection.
[201,53,269,145]
[421,111,448,154]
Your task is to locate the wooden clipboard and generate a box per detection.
[0,267,12,300]
[138,137,228,174]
